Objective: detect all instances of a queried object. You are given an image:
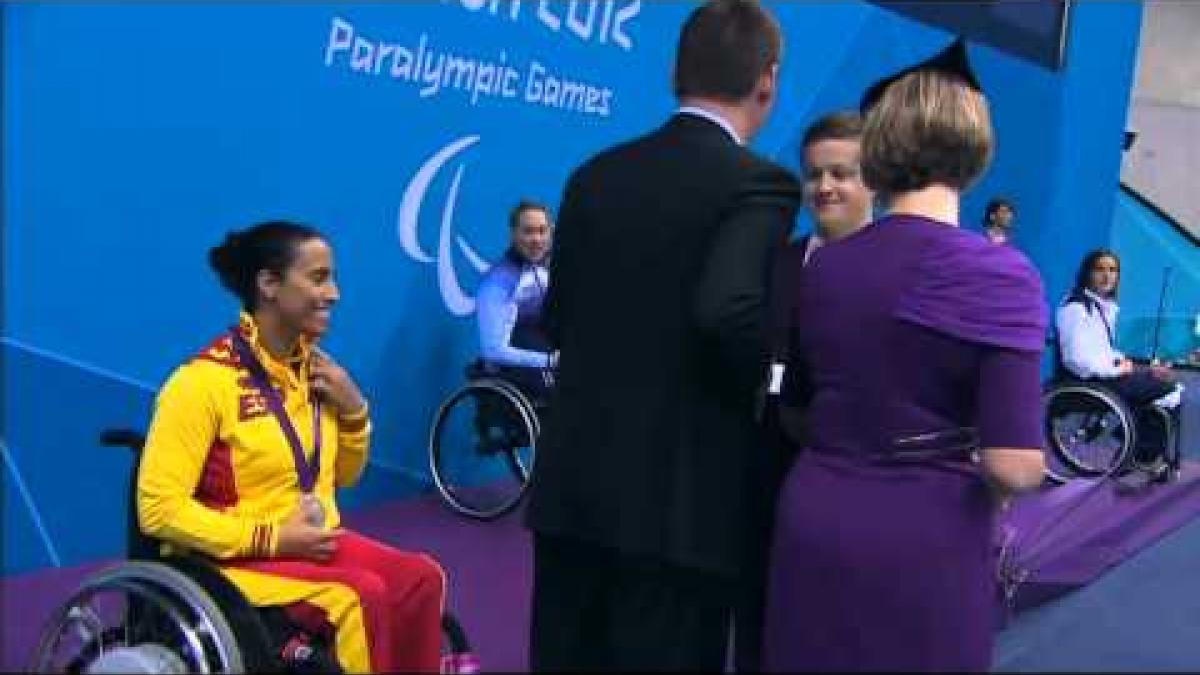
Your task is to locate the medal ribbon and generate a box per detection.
[230,329,322,493]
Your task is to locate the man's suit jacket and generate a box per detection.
[524,113,803,577]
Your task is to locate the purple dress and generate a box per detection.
[762,214,1047,671]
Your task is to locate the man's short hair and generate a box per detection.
[861,69,994,194]
[801,111,864,150]
[509,199,551,229]
[673,0,782,102]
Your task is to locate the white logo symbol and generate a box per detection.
[397,135,492,317]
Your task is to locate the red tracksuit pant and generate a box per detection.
[227,529,446,673]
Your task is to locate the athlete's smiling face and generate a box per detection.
[513,207,552,263]
[260,237,340,338]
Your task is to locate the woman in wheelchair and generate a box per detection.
[423,203,553,521]
[1055,249,1184,471]
[136,221,447,673]
[474,200,557,408]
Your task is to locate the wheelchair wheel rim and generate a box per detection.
[1130,406,1178,476]
[429,381,537,520]
[30,561,244,674]
[1044,386,1134,477]
[1041,434,1076,484]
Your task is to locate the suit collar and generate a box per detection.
[668,109,743,146]
[674,106,743,145]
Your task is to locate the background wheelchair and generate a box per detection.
[30,429,475,674]
[428,359,545,520]
[1042,375,1181,483]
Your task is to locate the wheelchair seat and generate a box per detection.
[31,429,476,673]
[31,430,339,674]
[1042,328,1182,483]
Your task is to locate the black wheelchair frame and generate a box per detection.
[428,360,545,520]
[1043,377,1182,483]
[29,429,473,673]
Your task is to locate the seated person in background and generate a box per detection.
[138,221,446,673]
[1056,248,1185,466]
[476,199,556,405]
[983,196,1016,245]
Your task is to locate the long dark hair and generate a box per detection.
[208,220,323,310]
[1065,248,1120,310]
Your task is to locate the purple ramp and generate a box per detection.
[996,460,1200,617]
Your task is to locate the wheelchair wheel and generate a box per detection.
[1044,383,1135,477]
[1041,432,1075,485]
[1134,405,1180,482]
[30,561,246,673]
[1042,462,1071,486]
[1160,407,1182,480]
[429,378,538,520]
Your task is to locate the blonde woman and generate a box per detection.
[763,40,1047,671]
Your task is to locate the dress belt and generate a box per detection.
[807,427,981,465]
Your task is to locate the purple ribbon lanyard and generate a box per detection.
[230,329,322,492]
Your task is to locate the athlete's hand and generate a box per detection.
[276,509,342,562]
[310,348,367,418]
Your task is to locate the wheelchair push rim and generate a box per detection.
[30,560,244,674]
[429,379,538,520]
[1043,384,1135,478]
[1130,405,1181,481]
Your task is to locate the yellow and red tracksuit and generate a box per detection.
[138,313,446,673]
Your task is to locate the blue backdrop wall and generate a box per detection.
[3,1,1145,574]
[1110,188,1200,361]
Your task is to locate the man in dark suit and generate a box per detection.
[524,1,803,670]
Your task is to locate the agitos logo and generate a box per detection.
[396,135,493,317]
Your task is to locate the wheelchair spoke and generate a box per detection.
[1054,411,1120,471]
[35,562,253,673]
[1044,386,1134,478]
[510,443,535,481]
[118,581,210,672]
[68,604,102,649]
[33,589,132,672]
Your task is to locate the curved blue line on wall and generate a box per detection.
[0,336,439,486]
[0,440,63,568]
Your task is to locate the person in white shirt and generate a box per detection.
[1055,248,1184,468]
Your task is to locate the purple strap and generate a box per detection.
[230,329,322,492]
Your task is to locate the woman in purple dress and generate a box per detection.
[762,40,1049,671]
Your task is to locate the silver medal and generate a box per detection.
[301,492,326,528]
